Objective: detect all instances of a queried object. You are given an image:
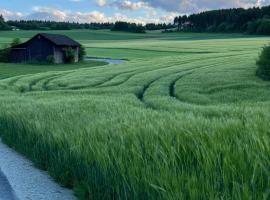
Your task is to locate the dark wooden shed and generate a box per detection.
[10,33,81,64]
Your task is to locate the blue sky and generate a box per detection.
[0,0,269,24]
[2,0,103,13]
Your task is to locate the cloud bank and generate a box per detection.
[96,0,107,7]
[1,0,270,24]
[141,0,270,13]
[0,6,174,24]
[110,1,149,10]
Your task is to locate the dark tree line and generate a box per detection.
[6,20,114,30]
[145,23,174,30]
[0,15,12,30]
[111,22,146,33]
[0,15,174,32]
[174,5,270,35]
[111,22,174,33]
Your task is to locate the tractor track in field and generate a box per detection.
[7,76,24,87]
[69,60,188,90]
[136,68,203,103]
[169,73,192,98]
[136,70,193,103]
[95,61,196,89]
[97,73,136,88]
[87,46,214,55]
[137,78,161,101]
[34,52,244,104]
[96,52,250,89]
[165,58,248,103]
[13,71,74,93]
[29,74,62,92]
[4,51,251,94]
[137,56,244,106]
[96,70,137,87]
[136,71,191,104]
[42,73,82,91]
[40,71,77,91]
[31,54,229,91]
[42,74,67,91]
[67,70,136,90]
[18,73,71,93]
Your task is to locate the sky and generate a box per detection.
[0,0,270,24]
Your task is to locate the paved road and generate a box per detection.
[0,170,17,200]
[0,140,77,200]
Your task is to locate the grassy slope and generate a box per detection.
[0,30,270,199]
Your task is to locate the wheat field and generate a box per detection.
[0,30,270,199]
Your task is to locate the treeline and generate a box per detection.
[174,5,270,35]
[0,15,12,30]
[111,22,146,33]
[0,15,174,32]
[145,23,175,31]
[111,22,174,33]
[6,20,114,30]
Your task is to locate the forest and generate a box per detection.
[174,5,270,34]
[3,5,270,34]
[0,15,11,30]
[0,16,173,32]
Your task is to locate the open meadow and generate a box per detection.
[0,30,270,199]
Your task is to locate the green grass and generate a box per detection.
[0,30,270,199]
[0,61,107,79]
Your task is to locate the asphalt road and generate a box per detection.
[0,170,17,200]
[0,140,77,200]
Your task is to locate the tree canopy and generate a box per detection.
[174,5,270,35]
[0,15,12,30]
[1,19,173,32]
[111,22,146,33]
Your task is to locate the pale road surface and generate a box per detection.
[0,170,17,200]
[0,139,77,200]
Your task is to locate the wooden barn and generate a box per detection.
[10,33,81,64]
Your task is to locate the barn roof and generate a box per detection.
[38,33,81,47]
[11,33,81,49]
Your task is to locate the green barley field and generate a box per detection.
[0,30,270,199]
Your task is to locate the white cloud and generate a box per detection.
[24,7,109,23]
[159,12,178,23]
[29,7,67,21]
[0,7,173,24]
[145,9,157,18]
[111,0,149,10]
[141,0,270,13]
[71,11,110,23]
[0,9,23,20]
[1,0,270,25]
[96,0,107,7]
